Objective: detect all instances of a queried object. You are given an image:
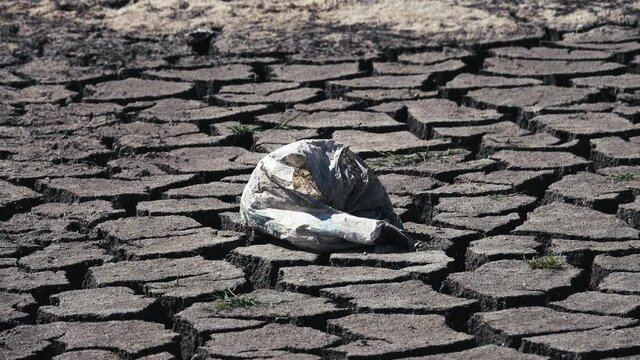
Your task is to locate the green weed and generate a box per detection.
[612,173,636,182]
[527,256,565,270]
[208,290,260,312]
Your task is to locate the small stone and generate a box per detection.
[444,260,582,310]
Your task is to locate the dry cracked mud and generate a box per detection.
[2,1,640,359]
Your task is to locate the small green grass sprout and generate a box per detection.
[612,173,636,182]
[527,256,565,270]
[211,290,260,311]
[227,123,255,136]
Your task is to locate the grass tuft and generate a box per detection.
[612,173,636,182]
[527,256,565,270]
[276,110,302,129]
[210,290,260,311]
[227,123,255,136]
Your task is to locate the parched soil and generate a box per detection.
[2,1,640,360]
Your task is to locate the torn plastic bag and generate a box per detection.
[240,139,411,252]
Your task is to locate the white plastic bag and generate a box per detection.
[240,139,410,252]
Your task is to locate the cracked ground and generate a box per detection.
[2,1,640,359]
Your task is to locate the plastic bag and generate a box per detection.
[240,139,411,252]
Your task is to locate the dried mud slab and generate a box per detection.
[515,202,639,240]
[443,260,582,310]
[84,78,195,103]
[326,313,474,358]
[469,306,636,348]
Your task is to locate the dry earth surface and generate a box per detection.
[2,0,640,359]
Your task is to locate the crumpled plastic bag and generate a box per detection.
[240,139,411,252]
